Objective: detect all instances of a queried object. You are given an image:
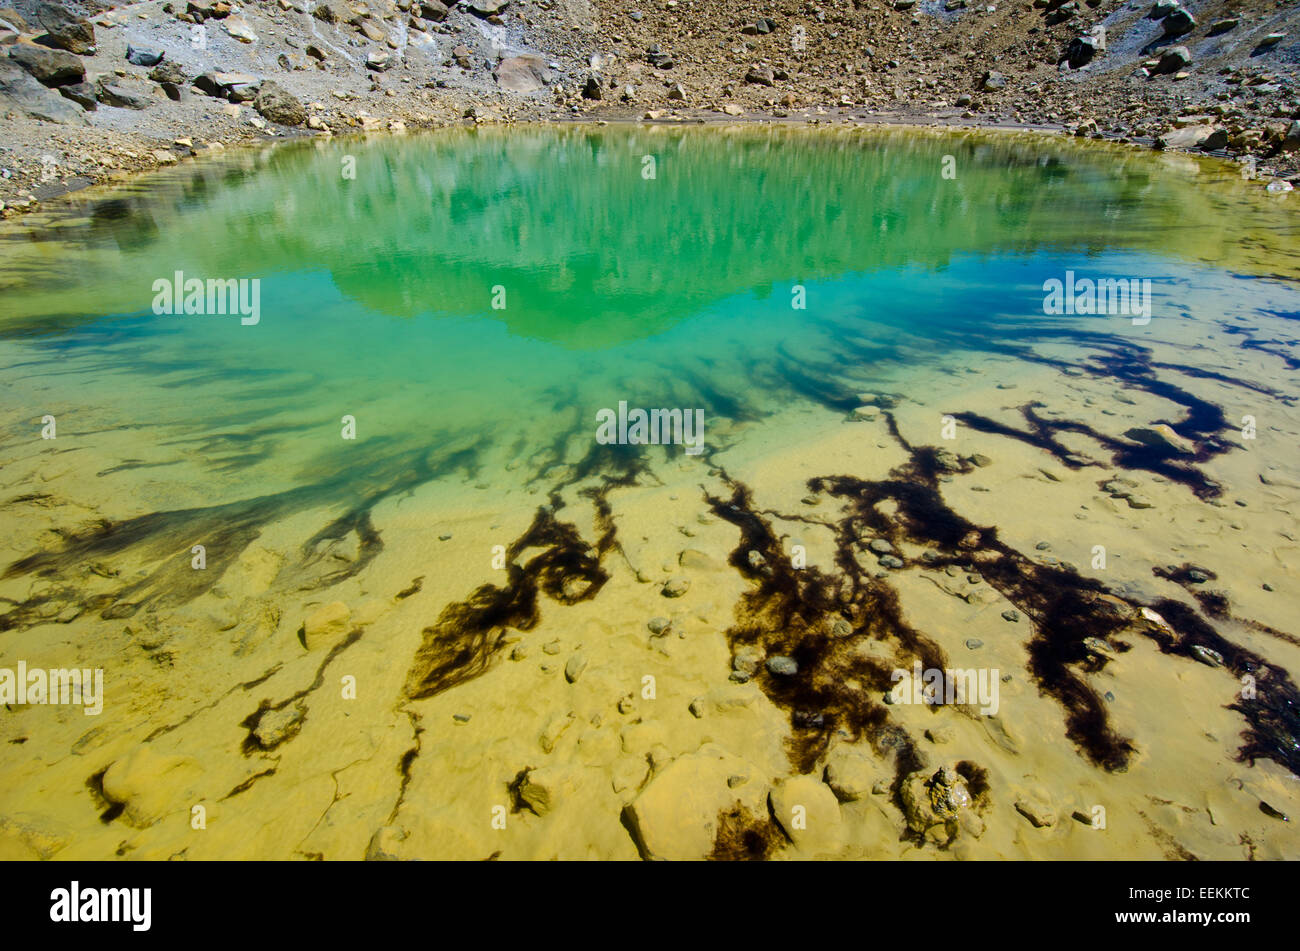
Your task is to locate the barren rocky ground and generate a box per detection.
[1,0,1299,210]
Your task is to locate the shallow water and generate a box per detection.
[1,126,1298,860]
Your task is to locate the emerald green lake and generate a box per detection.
[1,125,1298,540]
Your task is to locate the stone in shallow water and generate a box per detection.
[771,774,845,854]
[1015,796,1057,828]
[661,576,690,598]
[824,748,875,801]
[302,600,350,649]
[564,651,587,683]
[624,746,768,860]
[1191,644,1223,668]
[766,655,798,676]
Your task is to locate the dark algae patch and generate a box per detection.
[704,397,1300,783]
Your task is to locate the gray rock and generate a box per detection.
[766,655,798,676]
[647,617,672,634]
[0,58,86,122]
[581,73,602,99]
[193,71,259,100]
[1064,35,1096,69]
[733,645,764,676]
[494,54,551,93]
[126,45,163,67]
[744,66,775,86]
[8,44,83,86]
[1163,7,1195,36]
[981,70,1006,91]
[661,576,690,598]
[646,46,674,68]
[57,79,94,109]
[254,80,306,125]
[564,651,588,683]
[312,0,353,23]
[418,0,449,18]
[465,0,509,15]
[149,61,187,85]
[878,554,904,569]
[96,79,152,109]
[1191,644,1224,668]
[35,1,95,54]
[1124,424,1194,454]
[1155,46,1191,75]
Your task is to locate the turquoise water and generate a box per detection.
[0,125,1297,510]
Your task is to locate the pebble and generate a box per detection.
[564,652,588,683]
[661,577,691,598]
[647,617,672,634]
[965,638,983,650]
[1001,609,1020,622]
[766,655,798,676]
[688,697,705,718]
[1191,644,1224,668]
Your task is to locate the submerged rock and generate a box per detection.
[901,765,973,838]
[624,746,768,860]
[770,774,844,854]
[824,747,875,801]
[1015,795,1057,828]
[765,655,798,676]
[302,600,350,649]
[661,576,690,598]
[1124,423,1194,454]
